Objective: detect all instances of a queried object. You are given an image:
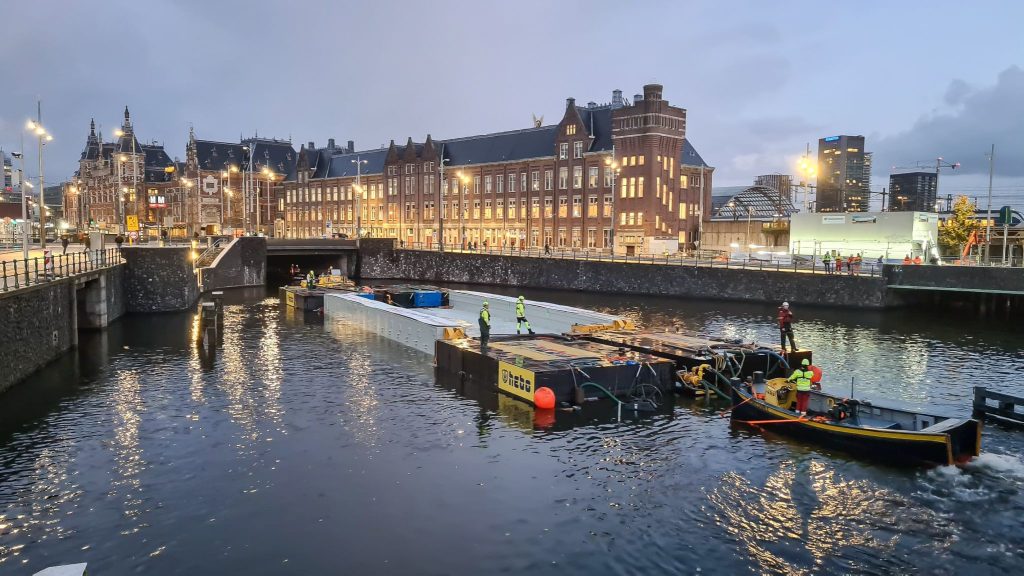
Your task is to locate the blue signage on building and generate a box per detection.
[823,136,840,142]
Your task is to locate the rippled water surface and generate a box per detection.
[1,286,1022,575]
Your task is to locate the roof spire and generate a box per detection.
[124,105,131,126]
[90,118,96,136]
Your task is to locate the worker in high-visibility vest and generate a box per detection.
[306,270,316,288]
[478,302,491,349]
[787,358,814,416]
[515,295,535,335]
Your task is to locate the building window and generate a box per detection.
[558,196,568,217]
[508,174,516,193]
[559,143,568,159]
[573,141,583,159]
[544,170,553,190]
[603,194,613,217]
[566,125,576,136]
[497,175,504,194]
[637,212,644,225]
[531,198,540,218]
[638,177,644,198]
[604,168,613,187]
[588,167,598,188]
[485,175,492,193]
[680,175,688,188]
[474,176,481,195]
[496,199,504,219]
[628,177,636,198]
[572,166,583,189]
[588,195,598,217]
[521,172,526,192]
[484,199,492,219]
[558,167,568,189]
[531,171,540,191]
[544,197,553,218]
[620,212,627,226]
[572,196,581,217]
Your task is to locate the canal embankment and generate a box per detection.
[357,239,889,308]
[356,239,1024,312]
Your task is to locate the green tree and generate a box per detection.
[939,195,978,254]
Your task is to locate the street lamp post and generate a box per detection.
[439,152,449,252]
[26,106,53,248]
[12,146,29,259]
[352,157,368,247]
[604,148,620,254]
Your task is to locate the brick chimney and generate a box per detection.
[643,84,663,101]
[328,138,336,150]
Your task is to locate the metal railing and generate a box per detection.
[1,248,124,292]
[399,242,886,277]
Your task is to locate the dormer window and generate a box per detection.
[566,125,577,136]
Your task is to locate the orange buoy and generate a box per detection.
[534,387,556,410]
[810,365,822,383]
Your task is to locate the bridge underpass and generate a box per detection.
[265,238,359,284]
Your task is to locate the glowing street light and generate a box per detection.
[26,111,53,248]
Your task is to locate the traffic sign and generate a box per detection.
[126,215,139,231]
[996,206,1013,226]
[325,220,332,228]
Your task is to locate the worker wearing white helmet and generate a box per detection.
[778,301,797,353]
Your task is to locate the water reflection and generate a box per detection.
[0,286,1022,574]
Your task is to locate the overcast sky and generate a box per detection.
[2,0,1022,208]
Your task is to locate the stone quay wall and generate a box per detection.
[356,240,888,308]
[199,237,267,293]
[120,247,200,312]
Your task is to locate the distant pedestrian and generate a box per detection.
[115,235,124,251]
[478,301,491,349]
[846,255,854,275]
[544,242,551,255]
[835,253,843,273]
[778,301,797,353]
[83,234,91,252]
[61,236,69,255]
[822,251,832,274]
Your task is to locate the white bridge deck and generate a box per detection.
[323,289,624,354]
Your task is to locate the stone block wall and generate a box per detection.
[198,237,267,293]
[0,279,77,393]
[357,240,889,308]
[121,247,199,312]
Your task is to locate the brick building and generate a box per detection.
[75,108,177,234]
[283,84,713,254]
[185,130,302,235]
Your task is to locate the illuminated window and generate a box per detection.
[588,167,598,188]
[638,177,644,197]
[620,178,627,198]
[638,155,645,166]
[620,212,627,225]
[628,177,636,198]
[637,211,643,225]
[559,167,568,189]
[531,171,540,191]
[566,125,576,136]
[680,175,688,188]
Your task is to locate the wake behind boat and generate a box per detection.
[730,375,982,466]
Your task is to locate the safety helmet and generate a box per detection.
[782,302,790,308]
[517,295,525,301]
[482,301,489,307]
[801,359,810,366]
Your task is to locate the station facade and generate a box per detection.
[282,84,714,254]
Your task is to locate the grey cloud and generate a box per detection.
[873,66,1024,177]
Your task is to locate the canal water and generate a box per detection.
[1,286,1022,575]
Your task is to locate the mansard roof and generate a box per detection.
[680,138,709,168]
[324,148,389,178]
[141,144,175,183]
[439,126,558,167]
[193,137,298,179]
